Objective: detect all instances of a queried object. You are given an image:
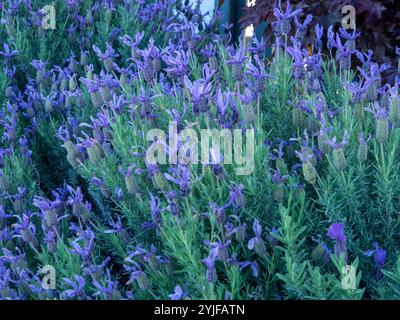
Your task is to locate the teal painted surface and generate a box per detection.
[199,0,215,14]
[255,21,267,40]
[209,0,270,51]
[215,0,245,42]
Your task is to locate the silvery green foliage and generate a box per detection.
[0,0,399,300]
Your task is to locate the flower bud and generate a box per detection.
[69,77,77,91]
[36,70,45,84]
[357,143,368,163]
[64,141,83,168]
[147,254,160,271]
[77,94,85,108]
[80,52,89,66]
[136,271,150,290]
[47,239,57,254]
[340,56,351,71]
[0,171,9,192]
[333,148,346,171]
[125,175,139,195]
[273,184,285,203]
[104,58,115,73]
[280,19,290,34]
[206,267,217,283]
[72,203,92,222]
[90,91,104,108]
[5,16,16,37]
[311,244,327,263]
[236,225,246,243]
[152,58,161,73]
[143,67,154,83]
[153,172,167,190]
[366,84,378,102]
[292,108,303,128]
[60,78,69,92]
[99,185,112,198]
[5,86,14,98]
[276,159,288,176]
[85,38,92,51]
[389,94,400,124]
[21,229,39,250]
[51,83,58,93]
[307,116,319,133]
[131,47,140,60]
[302,161,316,185]
[13,199,24,215]
[376,118,388,144]
[44,209,58,229]
[232,64,243,82]
[345,39,356,51]
[69,60,79,74]
[87,142,104,165]
[45,99,53,113]
[65,95,73,109]
[209,56,219,71]
[380,93,390,109]
[100,85,112,102]
[318,133,329,154]
[68,29,76,44]
[243,104,256,125]
[120,72,127,87]
[254,238,267,257]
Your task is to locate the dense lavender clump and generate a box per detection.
[0,0,400,300]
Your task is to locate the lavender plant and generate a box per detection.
[0,0,400,301]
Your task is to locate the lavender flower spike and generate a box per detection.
[327,223,347,260]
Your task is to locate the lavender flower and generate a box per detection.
[248,219,267,257]
[104,216,130,243]
[67,186,92,222]
[295,148,316,185]
[365,103,389,144]
[357,132,371,163]
[294,14,313,43]
[92,269,122,300]
[311,235,332,263]
[314,24,324,51]
[273,0,302,36]
[327,223,347,259]
[62,275,88,299]
[70,228,95,262]
[124,259,150,290]
[339,27,360,51]
[169,285,184,300]
[164,164,192,196]
[204,240,232,262]
[333,34,357,71]
[228,184,245,209]
[238,260,260,278]
[163,49,190,82]
[202,247,219,283]
[246,55,272,94]
[364,242,386,280]
[325,131,349,170]
[121,32,144,60]
[226,49,247,82]
[287,46,306,80]
[92,43,119,73]
[397,46,400,74]
[12,212,39,250]
[0,43,18,65]
[183,75,212,114]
